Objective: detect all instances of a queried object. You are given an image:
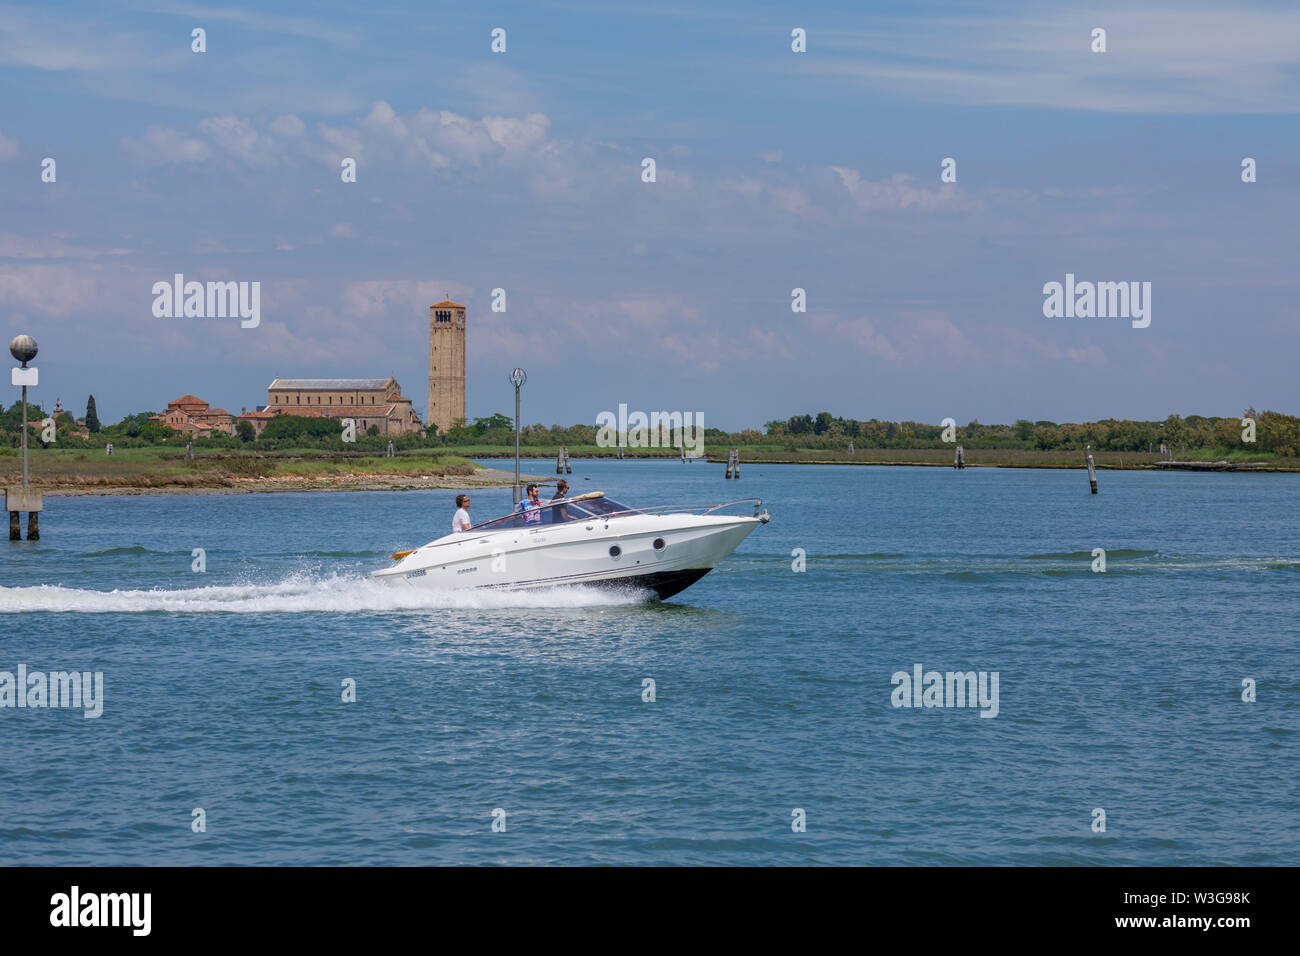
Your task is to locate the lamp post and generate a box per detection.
[11,335,37,488]
[7,334,42,540]
[510,367,526,506]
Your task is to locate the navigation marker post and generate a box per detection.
[6,335,43,540]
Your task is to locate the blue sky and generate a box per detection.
[2,0,1298,429]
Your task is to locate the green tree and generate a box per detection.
[261,414,343,441]
[138,420,173,441]
[473,412,514,432]
[787,414,814,435]
[85,395,101,433]
[236,420,255,442]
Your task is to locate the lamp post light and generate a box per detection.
[509,367,526,506]
[7,334,43,540]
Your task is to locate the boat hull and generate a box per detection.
[370,513,759,600]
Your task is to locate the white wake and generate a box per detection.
[0,573,651,614]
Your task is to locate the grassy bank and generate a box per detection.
[0,448,514,494]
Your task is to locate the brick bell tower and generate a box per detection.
[428,299,466,435]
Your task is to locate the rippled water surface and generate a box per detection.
[1,460,1296,864]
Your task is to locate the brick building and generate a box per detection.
[152,395,236,436]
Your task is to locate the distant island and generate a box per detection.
[4,403,1297,494]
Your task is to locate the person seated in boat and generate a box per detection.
[452,494,472,533]
[517,483,543,525]
[548,479,570,523]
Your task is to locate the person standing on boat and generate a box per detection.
[452,494,472,533]
[549,479,570,523]
[517,484,543,525]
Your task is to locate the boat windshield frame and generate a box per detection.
[459,496,766,535]
[464,495,639,533]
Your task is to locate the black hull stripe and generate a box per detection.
[470,567,714,600]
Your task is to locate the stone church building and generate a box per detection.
[261,376,420,436]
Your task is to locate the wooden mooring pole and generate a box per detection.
[1086,449,1098,494]
[4,481,43,543]
[724,448,739,479]
[954,444,965,469]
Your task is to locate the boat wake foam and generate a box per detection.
[0,572,651,614]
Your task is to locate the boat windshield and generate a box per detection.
[467,495,638,532]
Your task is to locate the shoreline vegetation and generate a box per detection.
[2,445,1294,498]
[4,408,1298,494]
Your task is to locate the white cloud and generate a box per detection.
[721,176,762,196]
[770,186,813,217]
[0,264,103,316]
[340,280,473,321]
[138,2,360,48]
[121,103,631,205]
[806,313,900,363]
[800,5,1300,114]
[805,310,989,367]
[269,114,306,137]
[0,233,131,260]
[197,115,283,166]
[829,168,974,213]
[121,126,212,165]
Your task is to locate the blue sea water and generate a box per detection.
[0,459,1296,865]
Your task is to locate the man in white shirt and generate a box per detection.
[452,494,472,533]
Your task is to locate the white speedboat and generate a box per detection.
[371,492,770,599]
